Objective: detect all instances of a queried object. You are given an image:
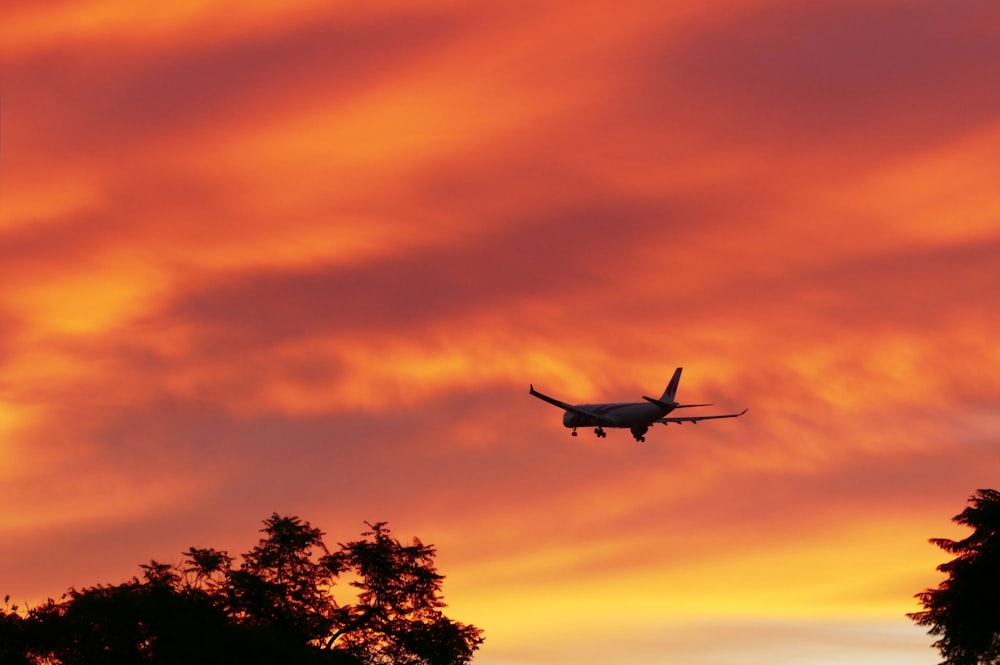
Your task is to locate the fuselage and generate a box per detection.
[562,402,673,429]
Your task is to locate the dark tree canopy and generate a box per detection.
[229,514,337,646]
[326,522,484,665]
[4,515,483,665]
[911,489,1000,665]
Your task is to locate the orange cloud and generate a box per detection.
[3,2,999,664]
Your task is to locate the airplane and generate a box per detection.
[529,367,747,442]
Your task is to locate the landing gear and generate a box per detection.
[571,428,578,437]
[594,427,607,439]
[631,426,648,443]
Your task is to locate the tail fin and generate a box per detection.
[647,367,712,410]
[660,367,682,403]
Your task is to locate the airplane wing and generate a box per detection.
[655,408,748,425]
[529,385,616,426]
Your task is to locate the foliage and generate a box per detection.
[911,489,1000,665]
[4,516,483,665]
[1,598,30,665]
[229,514,337,646]
[326,522,484,665]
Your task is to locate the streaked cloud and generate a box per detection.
[2,1,998,663]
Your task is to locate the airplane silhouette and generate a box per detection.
[530,367,747,442]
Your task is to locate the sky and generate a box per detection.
[2,0,1000,663]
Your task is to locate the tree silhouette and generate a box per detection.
[22,562,268,665]
[1,598,30,665]
[911,489,1000,665]
[325,522,485,665]
[180,546,233,597]
[3,516,482,665]
[229,514,338,646]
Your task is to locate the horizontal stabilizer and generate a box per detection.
[643,396,712,410]
[642,395,676,409]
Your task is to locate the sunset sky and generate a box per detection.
[3,1,1000,663]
